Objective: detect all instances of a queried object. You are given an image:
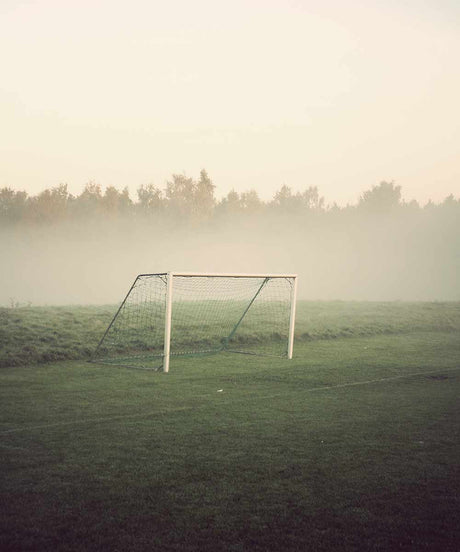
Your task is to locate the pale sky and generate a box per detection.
[1,0,460,205]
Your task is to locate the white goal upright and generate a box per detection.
[94,272,298,372]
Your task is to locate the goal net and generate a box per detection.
[93,272,297,371]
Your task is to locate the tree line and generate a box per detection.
[1,169,458,226]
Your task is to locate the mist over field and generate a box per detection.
[1,179,459,305]
[2,2,460,307]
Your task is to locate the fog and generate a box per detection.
[2,1,460,306]
[2,205,459,306]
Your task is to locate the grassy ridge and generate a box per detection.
[1,301,459,368]
[1,334,459,551]
[0,305,112,367]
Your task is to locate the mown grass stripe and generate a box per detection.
[2,365,458,436]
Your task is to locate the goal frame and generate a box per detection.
[161,272,297,372]
[96,272,298,372]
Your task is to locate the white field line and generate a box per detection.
[254,365,460,401]
[0,443,29,451]
[0,407,193,436]
[1,366,459,436]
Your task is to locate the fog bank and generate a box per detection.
[2,207,459,305]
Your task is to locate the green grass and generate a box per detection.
[0,305,111,367]
[1,321,460,550]
[1,301,459,368]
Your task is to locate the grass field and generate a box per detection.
[1,303,460,551]
[1,300,459,368]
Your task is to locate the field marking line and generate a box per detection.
[1,366,459,436]
[0,406,193,435]
[254,366,460,401]
[0,443,29,451]
[310,365,460,390]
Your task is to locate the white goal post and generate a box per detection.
[94,272,298,372]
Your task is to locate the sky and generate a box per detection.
[1,0,460,206]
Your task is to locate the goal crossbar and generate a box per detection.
[137,272,298,278]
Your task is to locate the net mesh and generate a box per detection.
[94,274,294,369]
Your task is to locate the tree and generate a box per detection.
[216,189,264,217]
[271,185,299,211]
[216,189,242,216]
[302,186,324,211]
[441,194,459,209]
[137,183,163,215]
[27,184,70,223]
[240,189,263,213]
[118,187,132,216]
[73,181,103,218]
[165,174,196,219]
[271,185,324,213]
[101,186,132,218]
[101,186,120,217]
[194,169,216,220]
[359,181,402,214]
[0,187,28,224]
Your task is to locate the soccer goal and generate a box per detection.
[93,272,297,372]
